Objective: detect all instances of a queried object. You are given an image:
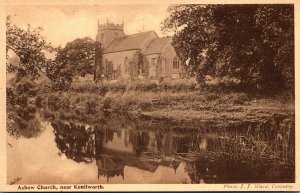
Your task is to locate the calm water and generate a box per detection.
[7,109,295,184]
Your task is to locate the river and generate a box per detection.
[7,108,295,184]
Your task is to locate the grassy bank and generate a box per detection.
[41,80,294,125]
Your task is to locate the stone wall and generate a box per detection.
[103,50,139,79]
[162,44,183,79]
[144,54,161,78]
[101,44,184,80]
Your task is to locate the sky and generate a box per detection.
[6,4,171,47]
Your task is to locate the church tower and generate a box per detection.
[96,19,125,48]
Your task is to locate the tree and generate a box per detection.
[49,37,100,89]
[255,5,294,88]
[162,5,294,89]
[94,41,103,83]
[6,16,79,91]
[6,16,54,81]
[55,37,96,77]
[6,16,52,135]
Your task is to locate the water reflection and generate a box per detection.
[53,121,95,163]
[7,107,46,139]
[46,113,294,184]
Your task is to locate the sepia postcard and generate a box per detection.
[0,0,299,191]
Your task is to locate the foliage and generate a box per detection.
[52,121,95,163]
[48,37,101,90]
[6,15,54,81]
[6,16,70,92]
[70,79,199,94]
[128,51,147,78]
[6,16,106,92]
[163,5,294,89]
[6,77,45,139]
[55,37,96,77]
[94,41,103,82]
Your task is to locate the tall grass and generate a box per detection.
[70,78,199,94]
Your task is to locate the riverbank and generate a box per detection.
[42,82,294,126]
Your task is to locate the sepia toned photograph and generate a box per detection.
[3,1,295,188]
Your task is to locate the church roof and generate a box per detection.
[103,31,158,54]
[144,37,172,55]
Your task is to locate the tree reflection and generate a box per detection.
[7,106,45,139]
[7,77,46,139]
[51,121,95,163]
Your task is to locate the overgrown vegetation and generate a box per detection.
[163,4,294,90]
[38,79,294,126]
[70,79,199,94]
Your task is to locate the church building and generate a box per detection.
[94,20,184,81]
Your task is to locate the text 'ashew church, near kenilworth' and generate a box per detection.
[94,19,185,82]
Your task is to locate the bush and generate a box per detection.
[35,96,43,108]
[71,79,200,93]
[206,93,219,101]
[61,98,70,110]
[103,97,112,110]
[140,101,152,111]
[15,79,39,97]
[85,101,97,114]
[47,95,61,111]
[160,79,198,92]
[7,88,15,106]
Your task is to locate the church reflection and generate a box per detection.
[51,116,199,182]
[95,125,182,182]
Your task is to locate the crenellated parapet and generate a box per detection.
[98,21,124,31]
[96,20,126,48]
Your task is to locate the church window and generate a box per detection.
[124,57,129,73]
[151,58,156,66]
[173,59,180,69]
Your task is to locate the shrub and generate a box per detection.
[35,96,43,108]
[85,101,97,114]
[7,88,15,106]
[206,93,219,101]
[71,79,200,93]
[47,94,61,110]
[103,97,112,110]
[140,101,152,111]
[61,98,70,110]
[15,95,28,107]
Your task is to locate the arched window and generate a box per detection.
[173,58,180,69]
[124,57,129,73]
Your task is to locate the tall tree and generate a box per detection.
[94,41,103,83]
[55,37,96,77]
[6,15,54,81]
[163,4,294,89]
[48,37,99,89]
